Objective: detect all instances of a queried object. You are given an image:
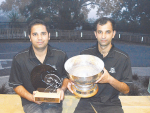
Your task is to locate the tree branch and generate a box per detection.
[81,2,100,7]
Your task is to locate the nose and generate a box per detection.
[37,34,42,40]
[102,33,106,39]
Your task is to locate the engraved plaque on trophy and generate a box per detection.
[30,65,62,103]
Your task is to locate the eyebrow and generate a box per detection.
[32,32,47,34]
[106,30,111,32]
[41,32,46,34]
[32,32,37,35]
[97,29,111,31]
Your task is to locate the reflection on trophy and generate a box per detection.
[30,65,62,103]
[65,55,104,98]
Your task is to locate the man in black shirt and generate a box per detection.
[9,19,69,113]
[68,17,132,113]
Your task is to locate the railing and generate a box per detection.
[0,59,12,70]
[115,32,150,44]
[0,28,28,40]
[0,28,150,45]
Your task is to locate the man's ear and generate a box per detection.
[48,33,50,40]
[112,30,116,39]
[28,35,31,42]
[94,31,97,39]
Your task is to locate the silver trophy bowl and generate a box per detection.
[64,55,104,98]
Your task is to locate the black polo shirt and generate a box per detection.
[9,44,68,106]
[80,43,132,106]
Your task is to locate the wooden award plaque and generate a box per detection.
[34,90,61,103]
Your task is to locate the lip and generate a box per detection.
[101,40,107,43]
[37,42,43,45]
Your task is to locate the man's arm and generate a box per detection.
[61,78,69,91]
[58,78,69,100]
[96,68,130,94]
[14,85,41,104]
[108,75,129,94]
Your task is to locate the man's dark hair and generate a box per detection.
[28,19,49,35]
[94,17,116,31]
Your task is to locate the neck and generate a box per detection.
[33,46,48,63]
[98,44,112,58]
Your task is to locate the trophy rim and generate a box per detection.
[64,54,104,78]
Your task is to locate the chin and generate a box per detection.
[34,45,47,50]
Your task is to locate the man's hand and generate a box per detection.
[14,86,42,105]
[67,80,74,94]
[33,91,42,104]
[95,68,130,94]
[57,88,65,100]
[95,68,111,83]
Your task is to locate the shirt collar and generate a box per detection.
[95,42,115,58]
[29,44,53,59]
[107,44,115,57]
[47,44,53,57]
[29,45,36,59]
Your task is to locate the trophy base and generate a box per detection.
[34,89,60,103]
[71,84,99,98]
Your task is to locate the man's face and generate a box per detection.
[29,24,50,50]
[94,21,116,47]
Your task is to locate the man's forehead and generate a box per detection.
[32,23,45,27]
[31,24,47,32]
[97,21,113,30]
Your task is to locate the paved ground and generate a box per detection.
[0,41,150,91]
[0,41,150,66]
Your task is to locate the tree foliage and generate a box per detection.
[8,11,19,22]
[0,0,150,33]
[0,0,122,30]
[112,0,150,34]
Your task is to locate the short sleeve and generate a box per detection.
[9,57,23,88]
[148,78,150,93]
[121,57,132,86]
[62,54,68,79]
